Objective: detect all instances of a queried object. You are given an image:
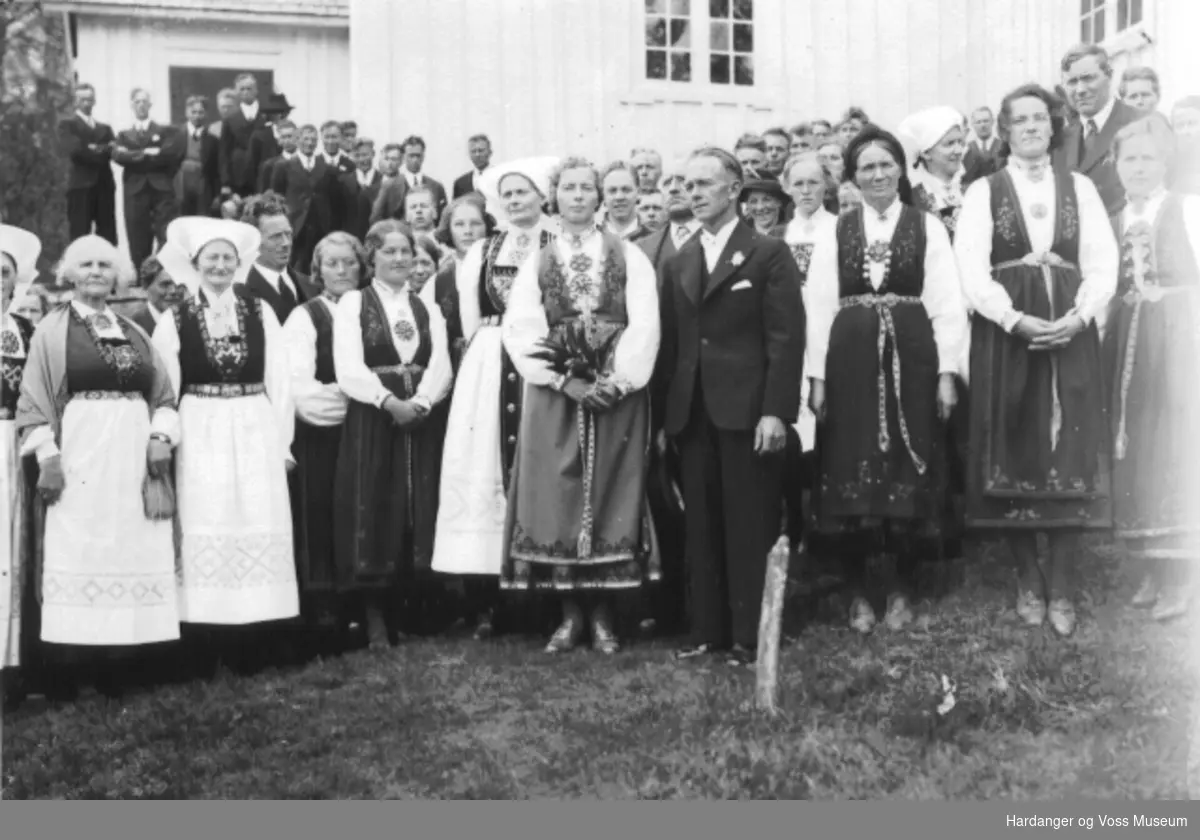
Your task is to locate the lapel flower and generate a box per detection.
[152,134,161,143]
[730,251,745,268]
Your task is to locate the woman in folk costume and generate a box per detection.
[431,158,557,640]
[807,127,969,634]
[282,232,365,646]
[501,157,661,655]
[1106,115,1200,622]
[155,217,300,671]
[898,106,974,563]
[16,235,181,699]
[427,195,496,371]
[333,220,453,649]
[1,225,41,696]
[955,84,1118,637]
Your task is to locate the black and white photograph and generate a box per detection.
[1,0,1199,805]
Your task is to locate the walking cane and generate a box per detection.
[755,535,791,715]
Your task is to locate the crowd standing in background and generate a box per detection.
[2,40,1199,703]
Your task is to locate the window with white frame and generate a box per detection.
[1080,0,1144,44]
[644,0,754,86]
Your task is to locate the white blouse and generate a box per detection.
[456,217,551,341]
[282,296,349,428]
[502,229,661,392]
[954,158,1118,333]
[805,198,968,380]
[784,207,838,452]
[333,280,452,411]
[21,299,181,463]
[151,286,293,462]
[911,166,965,212]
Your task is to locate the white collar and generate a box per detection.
[297,152,316,168]
[405,170,423,184]
[322,149,344,164]
[1125,187,1168,224]
[240,100,259,120]
[912,165,964,199]
[188,123,205,137]
[785,206,832,239]
[358,168,378,183]
[700,214,739,246]
[76,110,95,125]
[607,217,640,238]
[71,298,114,319]
[672,218,701,233]
[134,119,151,132]
[255,263,290,284]
[372,278,413,299]
[862,197,903,224]
[1084,97,1116,132]
[1007,154,1053,183]
[199,284,238,307]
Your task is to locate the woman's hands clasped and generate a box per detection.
[384,395,428,429]
[1015,313,1087,351]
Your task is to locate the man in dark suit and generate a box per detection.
[60,82,117,244]
[270,124,340,281]
[1052,43,1140,215]
[175,95,220,217]
[338,137,383,240]
[962,106,1003,187]
[372,135,447,225]
[247,92,295,197]
[452,133,493,199]
[319,120,356,175]
[637,167,701,281]
[109,253,187,335]
[657,147,805,666]
[113,88,183,271]
[256,119,297,194]
[238,191,319,323]
[219,73,268,199]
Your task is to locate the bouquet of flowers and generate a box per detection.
[529,320,620,384]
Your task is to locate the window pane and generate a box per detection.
[733,0,754,21]
[734,55,754,85]
[646,16,666,47]
[670,19,691,48]
[709,0,730,19]
[710,53,730,84]
[1132,0,1143,23]
[645,0,666,13]
[1095,8,1105,41]
[733,22,753,52]
[710,21,729,50]
[647,49,667,79]
[1118,0,1128,30]
[670,0,691,15]
[670,51,692,82]
[1081,17,1091,43]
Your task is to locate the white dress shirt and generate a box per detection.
[254,264,300,298]
[1085,96,1116,136]
[333,280,452,412]
[151,285,295,461]
[699,215,740,273]
[669,218,702,248]
[76,110,95,129]
[240,100,260,122]
[404,170,425,189]
[133,119,151,135]
[805,197,968,379]
[954,156,1118,334]
[606,216,641,240]
[283,296,349,427]
[295,153,316,172]
[357,168,378,189]
[503,232,661,392]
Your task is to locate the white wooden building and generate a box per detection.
[47,0,1192,222]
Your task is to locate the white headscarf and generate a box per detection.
[897,106,966,173]
[2,224,43,302]
[477,156,559,224]
[157,217,262,297]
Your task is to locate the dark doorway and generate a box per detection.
[167,66,275,124]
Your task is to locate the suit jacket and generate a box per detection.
[322,152,357,176]
[113,122,185,194]
[174,123,220,203]
[271,156,341,241]
[370,173,448,226]
[243,265,317,324]
[338,169,384,240]
[219,108,269,194]
[257,153,289,194]
[248,127,282,193]
[58,114,116,191]
[1052,99,1140,215]
[657,220,805,435]
[635,223,700,284]
[453,170,483,199]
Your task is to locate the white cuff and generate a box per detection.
[1000,310,1023,333]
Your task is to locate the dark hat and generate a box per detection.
[738,176,789,205]
[261,91,294,116]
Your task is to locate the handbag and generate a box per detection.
[142,471,176,521]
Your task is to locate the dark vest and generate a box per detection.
[987,167,1081,266]
[836,204,928,298]
[358,286,433,370]
[173,286,267,386]
[302,297,337,385]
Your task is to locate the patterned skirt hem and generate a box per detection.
[508,550,638,566]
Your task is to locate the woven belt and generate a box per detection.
[838,293,927,474]
[992,251,1079,453]
[71,390,145,402]
[1115,284,1199,460]
[184,382,265,398]
[371,363,425,397]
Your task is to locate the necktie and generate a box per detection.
[279,273,297,308]
[674,225,689,247]
[1083,118,1100,160]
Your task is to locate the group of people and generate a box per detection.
[1,41,1198,704]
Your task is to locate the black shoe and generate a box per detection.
[673,643,715,660]
[726,644,756,667]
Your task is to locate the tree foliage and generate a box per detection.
[1,1,73,276]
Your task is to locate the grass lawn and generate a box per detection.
[2,541,1196,799]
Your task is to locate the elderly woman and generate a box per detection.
[283,231,364,642]
[2,225,41,681]
[501,156,661,655]
[899,106,968,240]
[740,177,792,237]
[155,217,299,671]
[333,220,452,649]
[432,159,557,639]
[1106,115,1200,622]
[955,84,1118,637]
[807,127,969,633]
[16,234,181,698]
